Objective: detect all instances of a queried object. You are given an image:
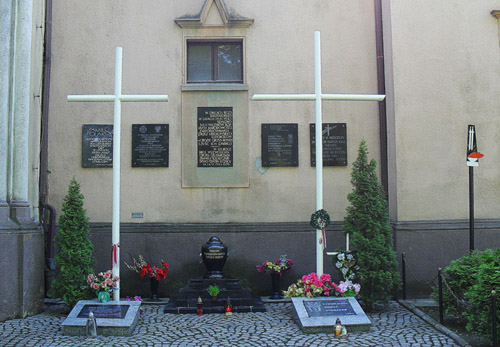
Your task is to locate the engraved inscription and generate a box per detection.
[197,107,233,168]
[77,304,129,319]
[310,123,347,166]
[132,124,169,167]
[82,124,113,168]
[303,299,356,317]
[261,124,298,167]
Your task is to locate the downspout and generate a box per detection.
[39,0,56,276]
[374,0,396,249]
[374,0,388,197]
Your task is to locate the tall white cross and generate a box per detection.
[252,31,385,275]
[68,47,168,301]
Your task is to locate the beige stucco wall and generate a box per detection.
[387,0,500,221]
[47,0,381,223]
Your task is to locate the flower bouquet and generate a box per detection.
[256,254,294,276]
[87,270,119,303]
[125,255,169,301]
[125,254,169,280]
[284,273,340,298]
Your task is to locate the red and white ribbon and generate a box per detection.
[111,244,119,267]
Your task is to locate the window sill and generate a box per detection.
[181,84,249,92]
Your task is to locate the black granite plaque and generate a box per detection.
[82,124,113,168]
[261,124,298,167]
[132,124,168,167]
[303,299,356,317]
[197,107,233,168]
[310,123,347,166]
[77,304,129,319]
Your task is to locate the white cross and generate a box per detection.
[252,31,385,276]
[68,47,169,301]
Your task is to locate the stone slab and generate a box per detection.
[291,297,371,333]
[61,300,141,336]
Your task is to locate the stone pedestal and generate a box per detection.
[164,278,266,314]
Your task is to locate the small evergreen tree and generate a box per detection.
[49,178,94,307]
[343,140,400,311]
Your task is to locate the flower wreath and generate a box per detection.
[310,209,330,248]
[310,209,330,230]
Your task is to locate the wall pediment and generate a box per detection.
[175,0,253,28]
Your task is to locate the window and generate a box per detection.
[187,41,243,83]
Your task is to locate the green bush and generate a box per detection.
[342,140,400,311]
[432,250,490,321]
[435,249,500,342]
[465,249,500,341]
[48,178,95,307]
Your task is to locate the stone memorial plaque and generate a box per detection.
[197,107,233,168]
[82,124,113,168]
[303,299,355,317]
[291,297,371,333]
[261,123,298,167]
[310,123,347,166]
[77,304,129,319]
[132,124,168,167]
[61,300,141,336]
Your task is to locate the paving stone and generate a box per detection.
[0,301,461,346]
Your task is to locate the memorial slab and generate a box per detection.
[82,124,113,168]
[291,297,371,333]
[310,123,347,166]
[261,123,298,167]
[132,124,169,167]
[61,300,141,336]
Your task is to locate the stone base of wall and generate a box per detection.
[0,228,45,322]
[84,219,500,299]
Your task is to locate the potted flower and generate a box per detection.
[256,254,294,299]
[124,255,169,301]
[207,285,220,300]
[284,273,340,298]
[87,270,120,303]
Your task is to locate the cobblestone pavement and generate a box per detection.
[0,302,460,347]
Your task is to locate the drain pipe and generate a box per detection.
[39,0,56,273]
[374,0,388,197]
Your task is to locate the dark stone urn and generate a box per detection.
[201,236,228,279]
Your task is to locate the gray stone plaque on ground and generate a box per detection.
[261,123,298,167]
[292,297,371,333]
[82,124,113,168]
[310,123,347,166]
[132,124,168,167]
[197,107,233,168]
[61,300,141,336]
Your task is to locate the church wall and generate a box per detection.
[389,0,500,221]
[47,0,381,225]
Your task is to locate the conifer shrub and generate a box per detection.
[49,178,95,307]
[342,140,399,311]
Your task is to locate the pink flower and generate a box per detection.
[104,271,112,279]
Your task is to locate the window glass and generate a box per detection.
[187,43,212,81]
[217,43,242,82]
[187,41,243,83]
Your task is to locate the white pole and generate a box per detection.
[314,31,323,276]
[112,47,122,301]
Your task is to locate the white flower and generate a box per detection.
[337,253,345,261]
[335,262,342,269]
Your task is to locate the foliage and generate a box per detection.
[310,209,330,230]
[431,250,488,321]
[342,140,400,311]
[49,178,95,307]
[435,249,500,342]
[285,273,340,298]
[124,254,169,280]
[87,270,119,293]
[207,285,220,296]
[256,255,294,276]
